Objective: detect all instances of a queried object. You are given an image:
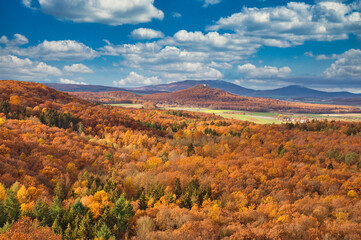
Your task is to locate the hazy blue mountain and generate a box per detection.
[46,81,361,100]
[254,85,360,98]
[131,80,254,95]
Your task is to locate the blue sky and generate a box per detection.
[0,0,360,92]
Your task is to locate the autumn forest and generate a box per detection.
[0,80,360,239]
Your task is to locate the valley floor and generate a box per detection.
[111,104,361,124]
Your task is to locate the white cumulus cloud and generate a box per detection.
[323,49,361,79]
[130,28,164,40]
[63,63,93,73]
[113,72,162,87]
[0,55,61,80]
[208,1,361,46]
[0,34,29,46]
[238,63,291,78]
[59,78,88,85]
[168,30,261,61]
[24,0,164,26]
[7,39,98,61]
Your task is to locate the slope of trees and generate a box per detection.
[0,80,360,239]
[70,91,141,104]
[143,85,361,114]
[70,84,361,114]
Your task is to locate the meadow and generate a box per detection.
[110,104,361,124]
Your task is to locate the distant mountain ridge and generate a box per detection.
[131,80,255,96]
[45,83,126,92]
[45,83,164,95]
[141,84,361,113]
[132,80,361,99]
[45,81,361,103]
[253,85,360,98]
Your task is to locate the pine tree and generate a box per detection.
[78,217,89,239]
[73,198,86,216]
[174,178,182,199]
[78,122,83,134]
[32,199,51,226]
[4,190,20,223]
[64,224,72,240]
[0,201,7,227]
[54,181,65,202]
[64,205,75,228]
[187,143,195,156]
[181,192,192,209]
[50,197,62,222]
[72,225,79,240]
[111,195,134,235]
[96,223,113,240]
[52,216,62,235]
[138,193,147,210]
[160,151,169,163]
[78,212,92,240]
[0,101,10,115]
[109,187,121,202]
[0,221,12,234]
[148,184,164,202]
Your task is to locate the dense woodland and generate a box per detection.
[0,80,361,239]
[70,85,361,114]
[71,91,141,105]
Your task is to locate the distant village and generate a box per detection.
[276,114,309,123]
[225,111,313,123]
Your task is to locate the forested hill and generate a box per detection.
[45,83,126,93]
[46,80,361,100]
[0,80,84,107]
[131,79,254,96]
[0,80,360,239]
[142,85,361,114]
[69,84,361,114]
[70,90,142,104]
[132,80,361,98]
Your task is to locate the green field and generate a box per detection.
[164,107,361,124]
[164,107,282,124]
[109,103,144,108]
[110,104,361,124]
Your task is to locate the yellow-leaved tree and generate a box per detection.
[17,185,29,204]
[0,183,7,201]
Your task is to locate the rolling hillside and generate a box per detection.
[45,83,165,95]
[132,80,361,99]
[69,84,361,114]
[46,81,361,106]
[253,85,360,98]
[69,90,141,104]
[131,80,255,96]
[45,83,126,92]
[0,80,85,108]
[143,85,361,114]
[0,80,361,239]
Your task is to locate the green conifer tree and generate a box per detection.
[73,198,87,216]
[187,143,195,156]
[0,201,7,227]
[54,181,66,202]
[52,216,62,235]
[64,224,72,240]
[174,178,182,198]
[96,223,113,240]
[111,195,134,235]
[4,190,20,223]
[32,199,51,226]
[138,193,147,210]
